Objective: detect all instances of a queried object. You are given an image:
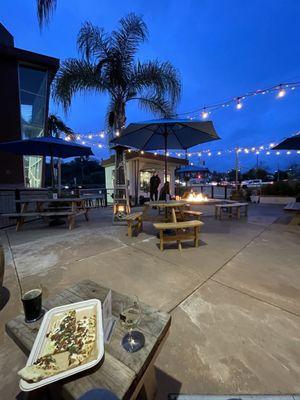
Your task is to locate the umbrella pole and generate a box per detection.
[164,126,168,190]
[50,155,55,188]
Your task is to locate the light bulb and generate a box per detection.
[82,141,85,145]
[188,153,191,157]
[141,150,144,154]
[269,143,275,148]
[277,85,286,98]
[266,151,270,155]
[208,152,212,156]
[128,149,131,152]
[236,98,243,110]
[98,144,102,148]
[256,151,260,155]
[115,130,120,137]
[201,109,209,119]
[244,149,249,153]
[154,152,157,156]
[276,151,280,155]
[287,151,291,155]
[88,134,92,139]
[297,150,300,154]
[166,152,169,156]
[217,151,221,155]
[100,132,105,138]
[76,135,81,140]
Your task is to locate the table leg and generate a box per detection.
[159,230,164,251]
[138,364,157,400]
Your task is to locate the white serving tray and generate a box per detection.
[20,299,104,392]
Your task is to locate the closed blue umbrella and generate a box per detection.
[111,118,220,185]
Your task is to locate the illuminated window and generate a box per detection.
[18,65,48,187]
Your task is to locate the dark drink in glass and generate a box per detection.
[21,289,43,323]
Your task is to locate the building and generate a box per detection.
[0,23,59,188]
[175,165,211,184]
[102,151,187,204]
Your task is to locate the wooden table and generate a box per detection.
[143,200,187,222]
[5,280,171,400]
[16,197,88,213]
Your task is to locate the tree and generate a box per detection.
[48,114,75,139]
[242,168,268,181]
[47,114,75,188]
[36,0,57,28]
[53,14,181,137]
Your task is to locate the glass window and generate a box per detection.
[140,169,155,193]
[18,65,48,187]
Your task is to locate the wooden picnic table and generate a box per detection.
[16,197,88,213]
[5,280,171,400]
[143,200,188,222]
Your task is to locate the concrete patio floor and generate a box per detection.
[0,203,299,399]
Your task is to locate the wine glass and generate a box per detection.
[119,296,145,352]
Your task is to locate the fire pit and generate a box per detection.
[181,190,220,205]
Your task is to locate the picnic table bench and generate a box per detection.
[215,202,248,220]
[5,280,171,400]
[0,197,97,231]
[2,210,87,231]
[124,212,143,237]
[153,207,204,251]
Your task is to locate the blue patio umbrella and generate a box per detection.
[0,137,94,188]
[111,118,220,185]
[272,133,300,150]
[0,136,93,158]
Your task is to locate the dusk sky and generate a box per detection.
[2,0,300,172]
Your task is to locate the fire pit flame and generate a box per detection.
[186,191,209,202]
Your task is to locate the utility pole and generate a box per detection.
[235,148,239,189]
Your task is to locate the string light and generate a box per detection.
[88,134,92,139]
[266,151,270,155]
[140,150,144,154]
[98,144,102,148]
[287,151,291,155]
[277,85,286,98]
[100,132,105,138]
[201,108,209,119]
[115,130,120,137]
[175,80,300,119]
[236,98,243,110]
[276,151,280,155]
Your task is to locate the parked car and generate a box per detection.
[241,179,273,188]
[241,179,262,188]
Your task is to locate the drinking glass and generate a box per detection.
[21,286,44,323]
[119,296,145,352]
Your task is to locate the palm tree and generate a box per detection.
[48,114,75,140]
[36,0,57,28]
[53,13,181,139]
[47,114,75,189]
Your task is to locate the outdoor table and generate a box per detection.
[143,200,187,222]
[16,197,88,213]
[5,280,171,400]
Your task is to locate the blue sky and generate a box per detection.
[1,0,300,172]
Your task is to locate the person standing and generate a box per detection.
[150,172,161,201]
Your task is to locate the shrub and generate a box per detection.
[261,181,300,197]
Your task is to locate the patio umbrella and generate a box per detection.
[110,118,220,186]
[0,137,93,188]
[272,133,300,150]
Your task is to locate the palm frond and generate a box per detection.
[36,0,57,29]
[77,21,110,62]
[111,13,148,64]
[133,92,174,118]
[48,114,75,139]
[130,60,181,107]
[53,59,107,111]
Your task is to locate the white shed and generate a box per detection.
[102,151,187,205]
